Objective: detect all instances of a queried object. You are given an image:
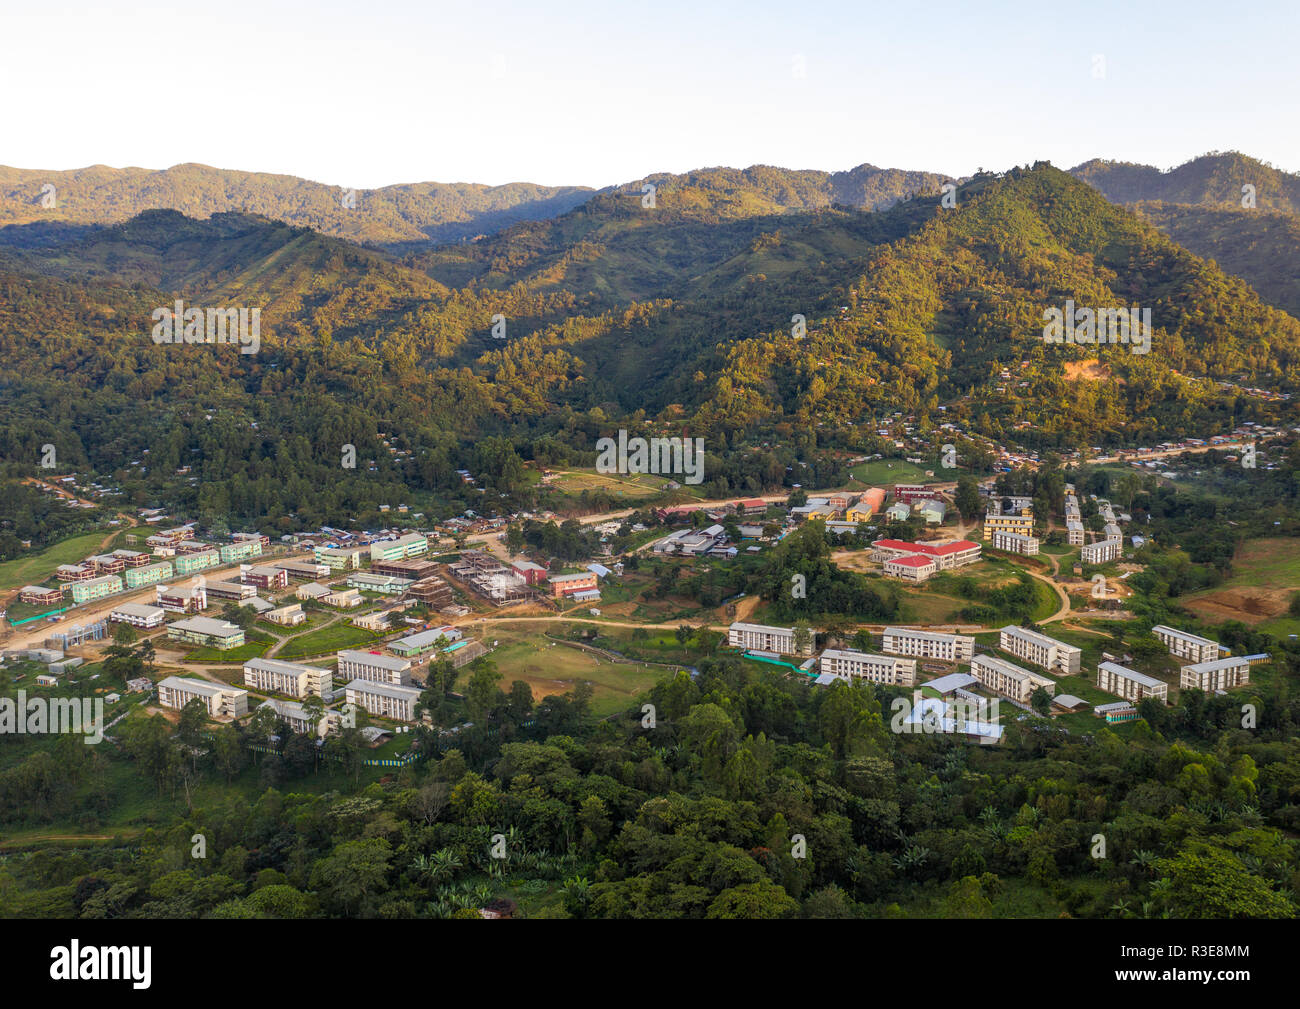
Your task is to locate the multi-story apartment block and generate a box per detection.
[871,539,982,570]
[157,676,249,718]
[86,554,126,575]
[368,533,428,562]
[999,625,1082,674]
[124,561,174,589]
[549,571,600,598]
[883,554,938,581]
[1066,519,1085,546]
[314,545,365,570]
[990,530,1039,555]
[345,678,422,721]
[70,574,123,604]
[727,621,813,657]
[243,657,332,698]
[57,564,94,582]
[1179,656,1250,692]
[232,532,271,549]
[970,654,1056,703]
[347,572,413,595]
[205,579,256,601]
[337,649,412,685]
[983,513,1034,540]
[1151,625,1221,664]
[390,626,464,658]
[274,559,330,580]
[156,583,207,613]
[174,549,221,575]
[257,698,340,738]
[818,649,917,686]
[1097,661,1168,703]
[881,627,975,663]
[109,603,166,629]
[166,616,245,650]
[175,540,211,554]
[241,564,289,590]
[113,549,150,567]
[1080,538,1122,565]
[219,540,263,564]
[19,585,64,606]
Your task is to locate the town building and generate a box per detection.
[885,502,911,521]
[257,698,340,738]
[296,582,331,601]
[345,678,422,721]
[446,550,531,605]
[983,513,1034,539]
[337,649,412,685]
[881,627,976,663]
[727,621,813,657]
[390,626,463,658]
[243,657,332,698]
[174,549,221,575]
[970,654,1056,703]
[157,675,249,718]
[351,611,391,632]
[846,488,886,521]
[166,616,246,650]
[57,564,94,582]
[113,549,150,567]
[883,554,938,581]
[204,579,256,601]
[323,588,363,608]
[871,539,982,570]
[1093,700,1138,724]
[917,500,947,524]
[818,649,917,686]
[86,553,125,575]
[109,603,166,629]
[273,559,330,580]
[990,530,1039,555]
[175,540,211,554]
[893,484,941,504]
[70,574,123,604]
[266,603,306,626]
[549,571,600,598]
[1151,625,1222,664]
[510,560,548,585]
[315,545,364,570]
[1179,656,1251,692]
[219,540,263,564]
[368,533,429,562]
[19,585,63,606]
[1080,538,1122,565]
[156,583,207,613]
[999,625,1082,674]
[408,576,453,607]
[1097,661,1168,703]
[124,561,174,589]
[1065,519,1085,546]
[240,564,289,590]
[370,558,440,581]
[347,572,414,595]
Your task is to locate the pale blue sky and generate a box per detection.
[3,0,1296,188]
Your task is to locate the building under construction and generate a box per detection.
[446,550,533,606]
[407,575,453,608]
[372,558,441,581]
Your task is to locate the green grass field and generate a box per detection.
[276,622,384,659]
[0,529,114,590]
[848,460,932,486]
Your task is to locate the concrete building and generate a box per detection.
[1097,661,1168,703]
[970,654,1056,703]
[19,585,63,606]
[109,603,166,629]
[296,582,332,601]
[1180,656,1251,692]
[883,554,938,581]
[174,549,220,575]
[124,561,174,589]
[818,648,917,686]
[57,564,94,582]
[408,576,453,607]
[157,676,249,718]
[113,549,149,567]
[999,625,1082,675]
[243,657,332,698]
[257,698,340,738]
[347,572,413,595]
[337,649,412,685]
[368,533,428,562]
[371,558,440,581]
[166,616,245,650]
[727,621,813,657]
[1152,625,1222,664]
[266,603,306,626]
[881,627,975,663]
[1066,519,1085,546]
[390,626,463,658]
[87,554,125,574]
[323,588,363,608]
[1080,538,1122,565]
[240,564,289,591]
[983,513,1034,540]
[205,579,256,601]
[990,530,1039,555]
[274,559,330,580]
[315,545,364,570]
[345,678,422,721]
[871,539,982,570]
[219,540,263,564]
[156,583,207,613]
[510,560,548,585]
[549,572,599,598]
[70,574,123,604]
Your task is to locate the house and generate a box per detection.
[1097,661,1168,703]
[323,588,363,608]
[881,627,975,663]
[166,617,246,650]
[243,657,332,698]
[157,676,249,718]
[337,649,412,685]
[727,622,813,657]
[970,654,1056,703]
[885,502,911,521]
[109,603,166,629]
[999,625,1082,674]
[1151,625,1222,664]
[916,500,947,524]
[266,603,306,626]
[818,649,917,686]
[125,677,152,692]
[345,679,422,721]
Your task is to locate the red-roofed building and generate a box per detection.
[883,554,938,582]
[871,538,981,570]
[732,498,767,515]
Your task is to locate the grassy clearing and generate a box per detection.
[0,530,114,589]
[276,622,385,659]
[848,460,932,486]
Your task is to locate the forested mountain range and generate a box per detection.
[1069,152,1300,317]
[1,161,1298,529]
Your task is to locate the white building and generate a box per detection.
[258,698,340,738]
[1065,519,1085,546]
[1080,538,1122,565]
[157,676,249,718]
[1097,661,1168,703]
[243,657,333,698]
[337,649,412,685]
[345,678,423,721]
[818,649,917,686]
[727,622,812,657]
[1180,656,1251,692]
[999,625,1082,675]
[1151,625,1222,664]
[990,530,1039,556]
[109,603,166,629]
[970,654,1056,703]
[881,627,975,663]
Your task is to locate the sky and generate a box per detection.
[3,0,1298,189]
